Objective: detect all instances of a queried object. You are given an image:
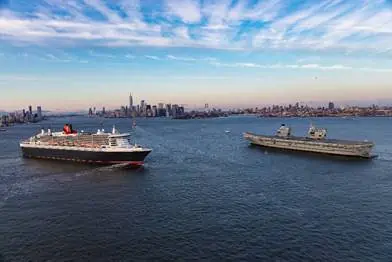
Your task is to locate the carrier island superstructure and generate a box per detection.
[244,124,374,158]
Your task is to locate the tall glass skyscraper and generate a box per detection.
[129,93,133,108]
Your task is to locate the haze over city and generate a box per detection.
[1,0,392,111]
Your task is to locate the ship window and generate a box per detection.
[109,138,117,146]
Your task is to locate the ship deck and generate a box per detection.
[245,132,373,146]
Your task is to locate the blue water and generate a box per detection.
[1,116,392,261]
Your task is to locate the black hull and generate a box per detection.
[21,147,151,166]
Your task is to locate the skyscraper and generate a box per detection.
[129,93,133,108]
[140,100,146,116]
[37,106,42,120]
[28,105,33,121]
[166,104,172,117]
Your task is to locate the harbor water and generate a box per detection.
[1,116,392,261]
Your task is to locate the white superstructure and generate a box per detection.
[21,126,149,152]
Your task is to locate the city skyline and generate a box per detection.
[1,0,392,111]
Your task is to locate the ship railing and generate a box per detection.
[22,133,110,148]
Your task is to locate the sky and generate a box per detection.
[1,0,392,111]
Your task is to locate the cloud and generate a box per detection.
[210,61,392,72]
[44,53,72,63]
[83,0,122,23]
[166,54,219,62]
[172,26,190,40]
[167,55,196,61]
[0,0,391,53]
[42,52,88,63]
[145,55,160,60]
[165,0,201,23]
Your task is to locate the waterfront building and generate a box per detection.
[166,104,172,117]
[328,102,335,110]
[140,100,146,116]
[172,104,179,118]
[145,105,152,117]
[129,93,133,109]
[152,105,157,117]
[158,107,166,117]
[27,105,33,121]
[120,106,127,116]
[37,106,42,120]
[1,115,7,126]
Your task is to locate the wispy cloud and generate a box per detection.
[211,61,392,73]
[145,55,160,60]
[83,0,122,23]
[0,0,391,53]
[44,53,72,63]
[42,52,88,63]
[165,0,201,23]
[167,55,196,61]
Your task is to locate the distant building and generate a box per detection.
[121,106,127,116]
[328,102,335,110]
[129,93,133,109]
[158,107,166,117]
[140,100,146,116]
[172,104,179,118]
[178,106,185,116]
[152,105,157,117]
[37,106,42,120]
[146,105,152,117]
[166,104,172,117]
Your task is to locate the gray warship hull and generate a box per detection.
[244,132,374,158]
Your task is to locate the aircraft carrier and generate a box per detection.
[244,124,374,158]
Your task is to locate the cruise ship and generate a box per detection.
[244,124,375,158]
[20,124,152,166]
